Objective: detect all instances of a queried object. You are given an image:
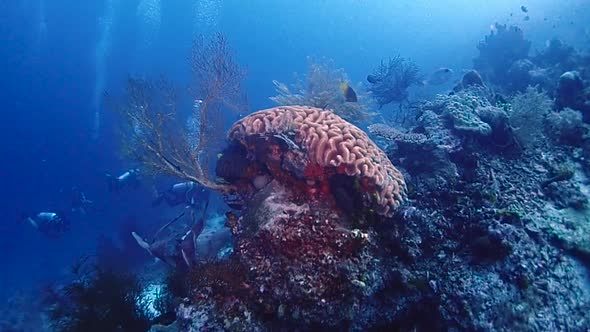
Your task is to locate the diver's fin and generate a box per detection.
[181,248,192,268]
[180,229,197,268]
[28,218,39,229]
[149,246,176,268]
[201,195,210,219]
[152,211,185,240]
[188,197,209,241]
[18,212,29,224]
[131,232,151,251]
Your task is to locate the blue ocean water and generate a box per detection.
[1,0,590,330]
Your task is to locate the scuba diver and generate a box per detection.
[21,211,70,238]
[152,181,209,208]
[70,187,94,214]
[106,168,141,192]
[132,197,210,270]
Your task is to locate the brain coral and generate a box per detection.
[228,105,406,217]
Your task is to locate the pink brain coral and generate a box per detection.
[228,105,406,217]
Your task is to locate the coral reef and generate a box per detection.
[367,85,590,331]
[418,87,514,150]
[270,58,375,123]
[172,88,589,330]
[230,181,382,327]
[473,24,590,108]
[368,123,428,146]
[370,86,514,192]
[160,87,590,332]
[168,106,411,330]
[180,181,384,330]
[444,95,493,136]
[369,123,459,190]
[100,25,590,332]
[366,56,421,108]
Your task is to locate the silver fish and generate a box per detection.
[424,68,454,85]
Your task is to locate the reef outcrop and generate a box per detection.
[175,106,412,330]
[367,84,590,331]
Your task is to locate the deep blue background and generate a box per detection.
[0,0,588,295]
